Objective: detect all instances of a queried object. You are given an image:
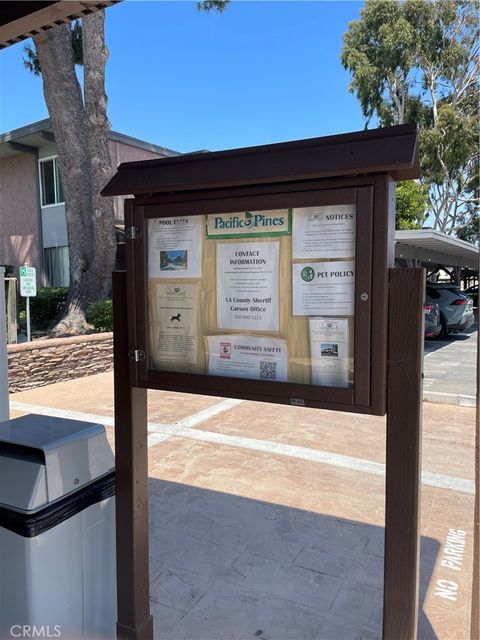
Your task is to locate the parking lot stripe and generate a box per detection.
[175,398,244,427]
[424,391,476,407]
[425,390,476,398]
[147,432,171,447]
[10,400,474,495]
[9,401,117,426]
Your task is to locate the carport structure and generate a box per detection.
[395,229,479,286]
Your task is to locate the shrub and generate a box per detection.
[87,299,113,332]
[0,264,14,276]
[18,287,68,331]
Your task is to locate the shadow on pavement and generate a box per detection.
[147,479,439,640]
[424,324,477,354]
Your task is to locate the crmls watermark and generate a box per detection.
[10,626,62,638]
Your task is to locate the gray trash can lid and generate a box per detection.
[0,414,114,512]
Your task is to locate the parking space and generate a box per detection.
[424,325,477,406]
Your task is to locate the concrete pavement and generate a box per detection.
[424,327,477,406]
[9,372,476,639]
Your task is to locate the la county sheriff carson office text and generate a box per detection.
[226,294,272,313]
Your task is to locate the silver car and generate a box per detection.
[425,284,475,338]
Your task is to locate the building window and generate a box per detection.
[39,157,64,207]
[44,246,69,287]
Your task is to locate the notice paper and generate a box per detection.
[309,317,350,388]
[148,216,202,278]
[217,241,279,331]
[292,260,355,316]
[207,335,287,382]
[154,283,198,367]
[292,204,355,259]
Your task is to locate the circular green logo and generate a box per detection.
[300,266,315,282]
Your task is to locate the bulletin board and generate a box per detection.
[106,124,423,640]
[126,181,387,414]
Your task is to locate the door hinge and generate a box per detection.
[128,349,145,362]
[125,226,142,240]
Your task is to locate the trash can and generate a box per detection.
[0,414,116,639]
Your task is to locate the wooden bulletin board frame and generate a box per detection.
[125,175,393,416]
[104,124,425,640]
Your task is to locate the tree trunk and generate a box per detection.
[33,12,115,335]
[83,12,116,301]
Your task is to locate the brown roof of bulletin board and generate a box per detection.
[102,123,420,197]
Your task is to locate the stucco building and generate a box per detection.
[0,118,180,286]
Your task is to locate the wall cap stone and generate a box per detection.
[7,332,113,354]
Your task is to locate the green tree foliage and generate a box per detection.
[197,1,230,12]
[342,0,479,238]
[396,181,430,230]
[456,209,479,245]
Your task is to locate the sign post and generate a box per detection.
[383,267,424,638]
[19,265,37,342]
[0,267,9,421]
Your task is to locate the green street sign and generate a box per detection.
[19,266,37,297]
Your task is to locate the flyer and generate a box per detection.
[217,241,280,331]
[309,317,350,388]
[292,204,356,259]
[154,283,198,367]
[148,216,202,278]
[292,260,355,316]
[207,335,287,382]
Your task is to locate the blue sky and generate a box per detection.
[0,1,366,153]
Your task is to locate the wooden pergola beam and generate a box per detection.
[0,1,121,50]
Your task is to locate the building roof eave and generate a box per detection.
[0,118,181,160]
[0,119,53,145]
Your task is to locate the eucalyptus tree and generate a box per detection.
[341,0,479,236]
[25,12,114,334]
[23,1,229,334]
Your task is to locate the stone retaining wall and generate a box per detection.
[7,333,113,393]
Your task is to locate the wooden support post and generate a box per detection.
[383,268,425,640]
[471,325,479,640]
[6,278,17,344]
[113,271,153,640]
